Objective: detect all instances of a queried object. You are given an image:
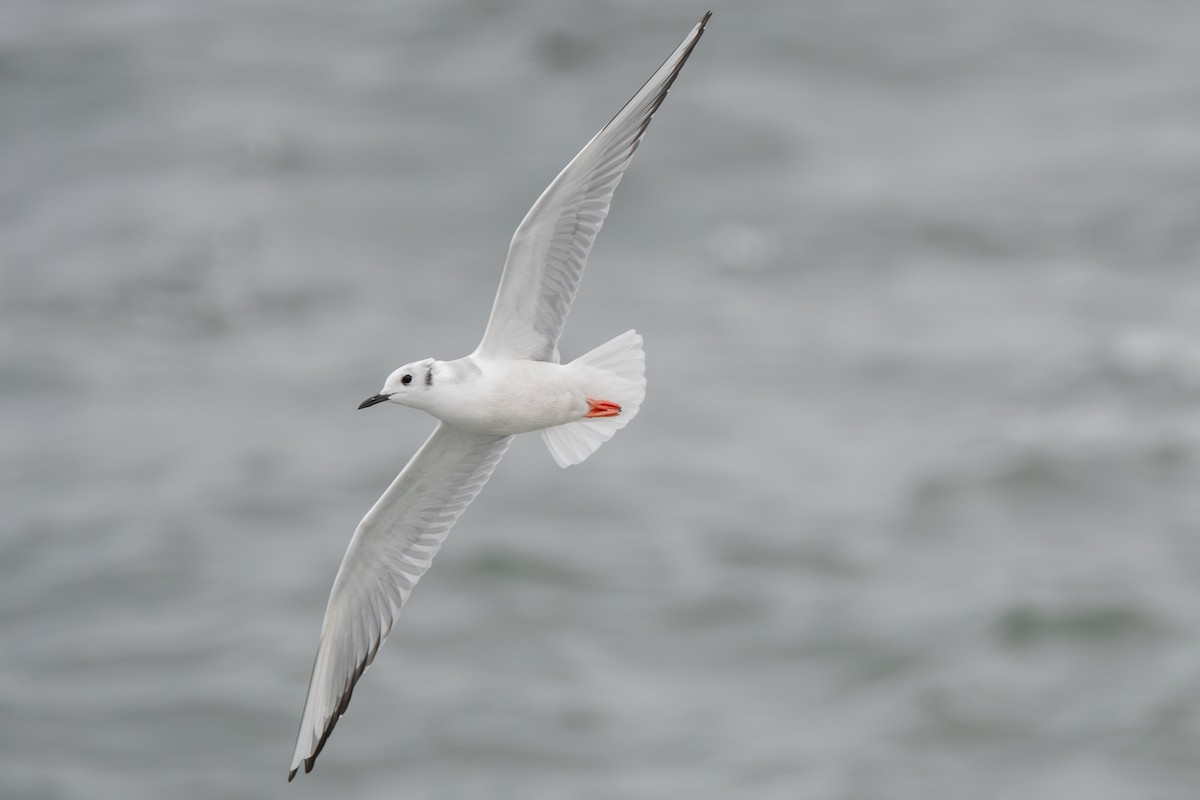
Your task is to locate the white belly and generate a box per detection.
[429,359,587,436]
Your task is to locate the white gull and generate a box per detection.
[289,12,711,779]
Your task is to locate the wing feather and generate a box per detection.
[474,12,711,362]
[288,423,512,779]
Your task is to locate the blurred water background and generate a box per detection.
[4,1,1200,798]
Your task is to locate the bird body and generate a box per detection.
[374,340,643,438]
[424,356,582,436]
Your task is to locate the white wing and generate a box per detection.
[473,12,711,363]
[289,423,512,780]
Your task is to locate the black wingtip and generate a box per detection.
[286,754,316,782]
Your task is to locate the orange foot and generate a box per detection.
[584,398,621,418]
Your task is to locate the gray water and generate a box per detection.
[4,1,1200,798]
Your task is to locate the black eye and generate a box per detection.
[401,374,412,385]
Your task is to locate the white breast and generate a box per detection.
[426,358,586,436]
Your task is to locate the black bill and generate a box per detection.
[357,393,391,410]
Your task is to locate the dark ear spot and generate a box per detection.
[401,374,412,386]
[424,367,433,387]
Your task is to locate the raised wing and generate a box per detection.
[473,12,711,363]
[289,423,512,780]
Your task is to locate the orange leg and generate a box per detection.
[584,398,621,418]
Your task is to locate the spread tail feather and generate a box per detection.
[541,330,646,468]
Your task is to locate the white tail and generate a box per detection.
[541,330,646,468]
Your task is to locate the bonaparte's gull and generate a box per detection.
[289,12,710,780]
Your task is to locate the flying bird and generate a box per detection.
[289,12,711,780]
